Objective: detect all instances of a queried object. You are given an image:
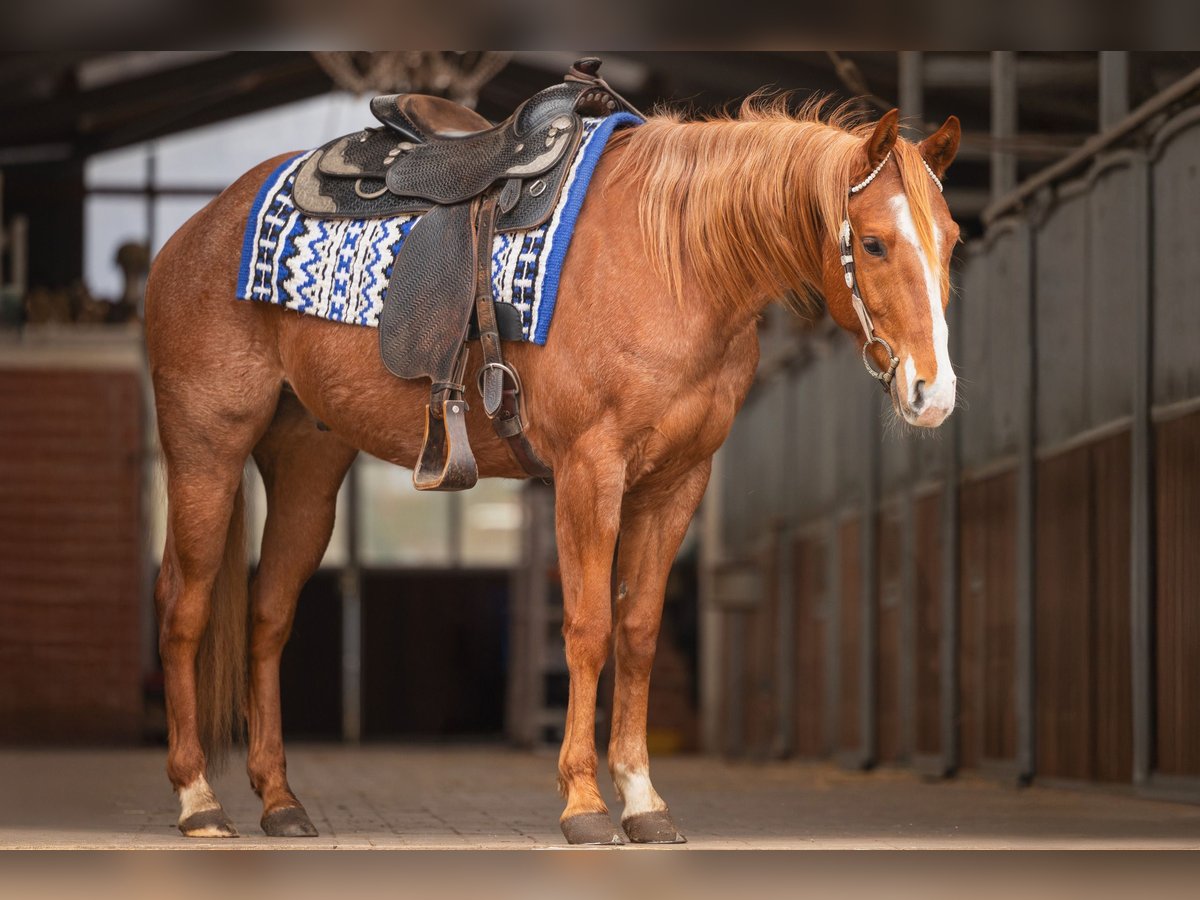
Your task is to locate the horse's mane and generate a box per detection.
[606,94,943,312]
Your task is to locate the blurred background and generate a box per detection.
[1,51,1198,807]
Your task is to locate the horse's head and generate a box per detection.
[823,110,962,428]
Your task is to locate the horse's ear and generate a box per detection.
[864,108,900,170]
[919,115,962,179]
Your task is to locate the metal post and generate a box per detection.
[1130,155,1153,785]
[991,52,1018,199]
[699,447,727,754]
[774,372,798,758]
[939,280,964,776]
[899,481,917,762]
[898,51,924,141]
[823,515,841,759]
[859,387,881,768]
[1099,52,1131,131]
[774,524,796,758]
[340,462,363,743]
[896,49,924,762]
[1014,221,1037,782]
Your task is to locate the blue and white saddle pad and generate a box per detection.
[237,112,642,345]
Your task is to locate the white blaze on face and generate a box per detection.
[889,193,956,421]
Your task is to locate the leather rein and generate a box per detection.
[839,149,944,393]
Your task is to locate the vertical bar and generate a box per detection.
[699,447,727,754]
[774,524,796,757]
[11,215,27,297]
[899,487,917,761]
[859,388,881,767]
[506,483,537,745]
[340,462,363,743]
[1014,221,1037,781]
[897,47,924,760]
[940,423,961,771]
[725,611,745,757]
[898,51,925,140]
[822,516,841,758]
[0,170,5,289]
[774,371,797,757]
[1099,52,1131,131]
[991,52,1018,199]
[894,48,924,760]
[447,491,463,567]
[940,274,964,775]
[1130,155,1153,785]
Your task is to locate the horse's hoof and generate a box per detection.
[261,806,319,838]
[623,810,687,844]
[561,812,624,845]
[179,808,239,838]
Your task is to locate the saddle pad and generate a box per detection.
[237,112,641,345]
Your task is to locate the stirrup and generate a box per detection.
[413,397,479,491]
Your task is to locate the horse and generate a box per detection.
[144,94,961,844]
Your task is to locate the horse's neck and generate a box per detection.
[615,118,838,325]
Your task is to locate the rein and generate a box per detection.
[839,149,944,393]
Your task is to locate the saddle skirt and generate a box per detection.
[236,112,641,345]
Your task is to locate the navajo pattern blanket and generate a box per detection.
[236,112,641,345]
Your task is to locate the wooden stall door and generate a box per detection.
[875,506,904,764]
[793,535,826,757]
[838,517,863,756]
[1090,433,1132,783]
[1035,447,1093,778]
[913,490,943,758]
[1155,412,1200,777]
[741,551,778,759]
[958,471,1018,770]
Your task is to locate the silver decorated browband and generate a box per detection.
[849,149,944,196]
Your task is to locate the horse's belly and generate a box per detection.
[276,312,532,478]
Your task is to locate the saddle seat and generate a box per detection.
[370,94,491,141]
[288,58,642,492]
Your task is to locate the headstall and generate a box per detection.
[840,148,944,392]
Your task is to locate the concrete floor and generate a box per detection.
[2,745,1199,849]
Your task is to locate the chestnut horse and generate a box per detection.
[145,97,961,843]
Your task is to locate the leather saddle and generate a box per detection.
[292,58,641,491]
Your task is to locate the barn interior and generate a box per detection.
[3,51,1200,848]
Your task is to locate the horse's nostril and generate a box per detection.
[913,379,926,410]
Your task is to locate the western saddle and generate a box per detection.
[292,58,640,491]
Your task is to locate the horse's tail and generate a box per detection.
[195,480,249,772]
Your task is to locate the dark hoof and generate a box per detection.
[623,810,686,844]
[561,812,624,846]
[179,808,239,838]
[261,806,319,838]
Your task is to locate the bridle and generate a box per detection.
[840,149,944,393]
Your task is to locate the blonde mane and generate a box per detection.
[606,95,944,311]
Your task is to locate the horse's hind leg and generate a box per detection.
[608,462,710,844]
[248,393,357,837]
[155,382,281,837]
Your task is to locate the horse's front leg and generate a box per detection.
[553,442,626,845]
[607,461,711,843]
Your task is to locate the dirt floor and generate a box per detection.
[2,745,1199,849]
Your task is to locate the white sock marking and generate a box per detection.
[613,764,668,820]
[178,776,222,829]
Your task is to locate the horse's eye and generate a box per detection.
[862,236,886,258]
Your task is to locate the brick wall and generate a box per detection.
[0,368,145,742]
